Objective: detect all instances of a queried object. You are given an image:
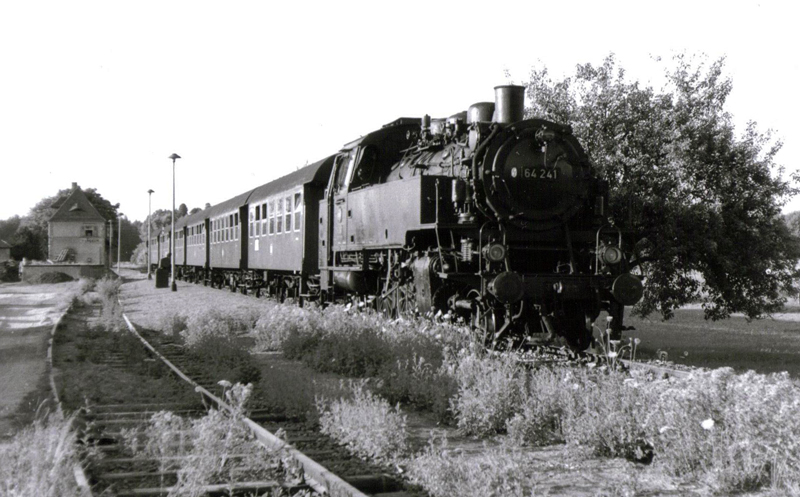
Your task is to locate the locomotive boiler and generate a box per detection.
[318,85,642,349]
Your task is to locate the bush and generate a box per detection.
[0,415,82,497]
[406,435,537,497]
[0,261,20,282]
[317,381,408,464]
[506,366,566,446]
[94,276,124,331]
[559,369,652,461]
[34,272,73,284]
[648,368,800,492]
[123,383,291,494]
[449,352,526,437]
[181,308,252,348]
[77,277,96,294]
[159,311,188,337]
[376,352,457,424]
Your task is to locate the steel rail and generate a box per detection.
[119,310,370,497]
[48,304,93,497]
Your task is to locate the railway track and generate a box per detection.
[51,300,418,497]
[517,343,693,380]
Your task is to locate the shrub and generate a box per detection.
[124,383,291,495]
[406,435,538,497]
[506,366,566,446]
[186,334,261,385]
[35,272,73,284]
[253,303,318,352]
[317,381,408,464]
[559,369,652,461]
[449,352,526,437]
[0,260,20,282]
[159,311,188,337]
[376,352,458,424]
[0,415,82,497]
[77,277,96,295]
[648,368,800,493]
[182,308,246,348]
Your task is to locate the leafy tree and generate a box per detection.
[525,53,800,319]
[0,216,21,243]
[132,205,202,265]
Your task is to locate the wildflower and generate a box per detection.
[659,426,673,434]
[701,418,715,430]
[634,338,641,345]
[218,380,232,388]
[607,351,618,359]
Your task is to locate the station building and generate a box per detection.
[47,183,108,265]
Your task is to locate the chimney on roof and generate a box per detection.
[72,182,78,190]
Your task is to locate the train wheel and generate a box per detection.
[472,302,499,347]
[562,309,594,352]
[396,282,415,318]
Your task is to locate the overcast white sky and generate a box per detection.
[1,0,797,222]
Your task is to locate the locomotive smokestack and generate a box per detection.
[493,85,525,124]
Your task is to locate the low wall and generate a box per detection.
[21,264,111,283]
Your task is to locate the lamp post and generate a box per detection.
[107,219,113,269]
[169,153,181,292]
[147,189,154,279]
[117,213,123,274]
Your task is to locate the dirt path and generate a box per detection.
[0,281,75,439]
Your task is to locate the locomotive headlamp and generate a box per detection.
[601,246,623,265]
[484,243,507,263]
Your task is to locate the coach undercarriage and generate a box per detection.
[173,265,306,302]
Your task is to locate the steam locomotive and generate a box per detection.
[150,86,642,350]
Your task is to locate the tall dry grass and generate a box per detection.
[0,415,83,497]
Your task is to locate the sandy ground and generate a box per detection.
[0,281,74,439]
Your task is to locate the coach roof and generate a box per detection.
[248,155,335,203]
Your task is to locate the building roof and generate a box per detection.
[49,186,106,222]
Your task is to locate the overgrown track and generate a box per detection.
[52,302,415,497]
[521,344,692,380]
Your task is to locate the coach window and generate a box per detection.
[262,203,267,237]
[235,213,239,240]
[251,210,257,238]
[294,193,302,231]
[269,200,275,235]
[275,198,282,233]
[284,195,292,232]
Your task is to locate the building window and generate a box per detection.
[83,225,95,237]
